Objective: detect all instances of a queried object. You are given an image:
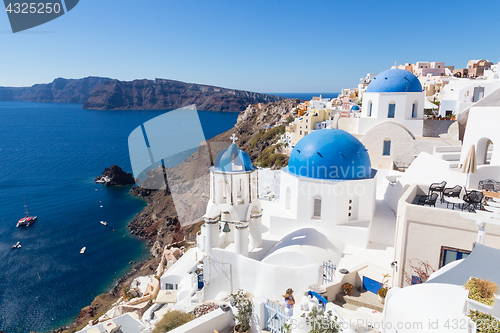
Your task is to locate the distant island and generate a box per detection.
[0,76,112,104]
[0,77,285,112]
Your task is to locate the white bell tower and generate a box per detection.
[202,134,262,257]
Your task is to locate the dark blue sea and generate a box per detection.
[272,92,340,101]
[0,102,239,333]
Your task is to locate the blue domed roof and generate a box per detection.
[288,129,371,180]
[366,69,422,93]
[351,105,360,111]
[214,143,255,172]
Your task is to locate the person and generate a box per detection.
[283,288,295,317]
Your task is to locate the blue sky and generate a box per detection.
[1,0,500,92]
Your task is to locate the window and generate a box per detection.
[412,103,417,118]
[368,101,373,117]
[218,179,228,203]
[473,87,484,102]
[165,283,178,290]
[300,130,302,135]
[383,139,391,156]
[237,178,243,199]
[313,197,321,218]
[439,246,471,268]
[388,103,395,118]
[305,131,308,136]
[411,276,422,285]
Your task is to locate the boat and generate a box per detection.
[16,197,37,227]
[80,247,86,254]
[12,241,21,249]
[100,221,108,226]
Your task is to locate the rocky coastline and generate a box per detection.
[54,99,299,333]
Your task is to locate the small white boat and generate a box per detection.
[100,221,108,226]
[80,247,86,254]
[12,241,21,249]
[100,205,103,208]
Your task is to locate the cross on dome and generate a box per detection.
[230,133,238,144]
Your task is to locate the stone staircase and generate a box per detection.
[334,289,384,312]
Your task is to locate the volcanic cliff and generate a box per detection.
[82,78,284,112]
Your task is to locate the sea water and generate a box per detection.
[0,102,239,333]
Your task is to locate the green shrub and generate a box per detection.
[255,145,289,168]
[468,310,500,333]
[152,310,195,333]
[249,126,285,149]
[464,278,498,306]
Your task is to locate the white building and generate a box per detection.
[357,69,425,137]
[267,129,377,248]
[308,95,331,110]
[438,63,500,117]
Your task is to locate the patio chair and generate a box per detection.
[418,193,439,207]
[429,181,447,201]
[463,190,484,212]
[443,185,463,199]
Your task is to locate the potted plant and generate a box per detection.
[231,289,252,333]
[377,287,388,304]
[342,283,353,296]
[377,274,391,304]
[464,277,498,306]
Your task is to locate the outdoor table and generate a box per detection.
[444,197,465,210]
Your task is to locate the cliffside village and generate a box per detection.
[78,59,500,333]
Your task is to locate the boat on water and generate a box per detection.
[80,247,86,254]
[12,241,21,249]
[16,197,37,228]
[100,221,108,226]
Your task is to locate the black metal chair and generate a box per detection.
[463,190,484,212]
[443,185,463,199]
[429,181,447,202]
[418,193,439,207]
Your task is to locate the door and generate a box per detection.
[363,276,383,294]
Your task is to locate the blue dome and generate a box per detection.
[366,69,422,93]
[288,129,371,180]
[351,105,360,111]
[214,143,255,172]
